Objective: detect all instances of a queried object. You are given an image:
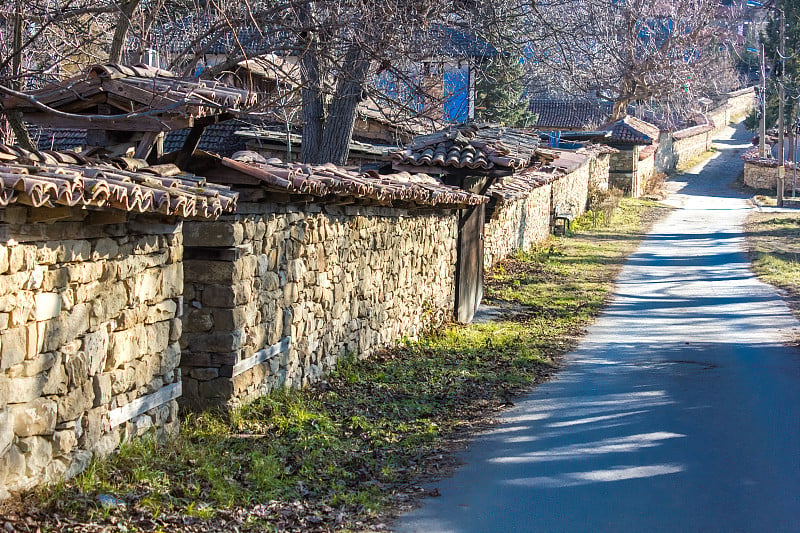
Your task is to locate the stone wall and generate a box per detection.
[609,148,639,196]
[743,161,799,192]
[181,204,457,409]
[636,153,656,196]
[552,159,590,216]
[484,184,552,269]
[673,131,713,169]
[0,208,183,498]
[590,153,611,191]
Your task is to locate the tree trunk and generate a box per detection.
[108,0,141,63]
[9,0,33,150]
[300,50,324,163]
[318,45,371,165]
[611,98,629,121]
[297,2,324,164]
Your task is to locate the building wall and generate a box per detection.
[588,153,611,192]
[484,185,552,269]
[0,208,182,497]
[673,131,713,169]
[181,204,457,409]
[552,159,591,215]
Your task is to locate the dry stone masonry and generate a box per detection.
[181,204,458,409]
[0,209,184,498]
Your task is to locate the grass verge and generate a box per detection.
[744,212,800,319]
[1,198,669,533]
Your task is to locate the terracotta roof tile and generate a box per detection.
[0,144,237,218]
[4,64,257,130]
[392,124,540,172]
[222,151,486,208]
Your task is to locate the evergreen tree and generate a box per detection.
[746,0,800,133]
[475,57,535,127]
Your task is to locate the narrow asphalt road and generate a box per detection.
[396,122,800,533]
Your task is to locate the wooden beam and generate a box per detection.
[174,123,206,169]
[108,382,182,428]
[232,337,291,377]
[134,131,160,159]
[20,112,191,132]
[26,206,73,223]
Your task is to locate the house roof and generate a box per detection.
[4,64,257,132]
[221,151,486,208]
[428,25,499,59]
[0,144,237,218]
[600,118,655,146]
[391,124,540,172]
[528,100,612,130]
[234,127,390,159]
[30,127,87,152]
[165,122,251,156]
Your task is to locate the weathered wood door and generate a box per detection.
[455,203,484,323]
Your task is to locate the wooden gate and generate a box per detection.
[455,203,485,323]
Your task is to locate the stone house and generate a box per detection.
[0,146,237,498]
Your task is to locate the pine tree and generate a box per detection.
[475,57,535,127]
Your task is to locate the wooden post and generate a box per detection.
[175,123,205,169]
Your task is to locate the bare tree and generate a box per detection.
[525,0,740,120]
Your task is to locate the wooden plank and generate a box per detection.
[108,382,182,428]
[26,206,73,223]
[175,124,206,169]
[102,79,183,109]
[134,131,160,159]
[21,113,191,132]
[86,210,129,225]
[232,337,291,377]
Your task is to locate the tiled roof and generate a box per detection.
[601,119,654,145]
[528,100,612,130]
[165,122,250,156]
[32,122,253,157]
[486,168,558,204]
[137,15,291,57]
[622,116,662,139]
[638,144,658,160]
[546,149,590,174]
[30,127,86,152]
[4,64,256,131]
[222,151,486,208]
[0,144,237,218]
[392,124,540,172]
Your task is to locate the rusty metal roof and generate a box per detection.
[4,64,257,132]
[221,151,486,208]
[392,124,540,172]
[0,144,237,218]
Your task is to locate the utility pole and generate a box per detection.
[760,43,767,157]
[777,6,786,207]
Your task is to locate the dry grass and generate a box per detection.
[744,212,800,318]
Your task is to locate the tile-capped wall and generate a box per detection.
[181,204,457,409]
[0,208,183,498]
